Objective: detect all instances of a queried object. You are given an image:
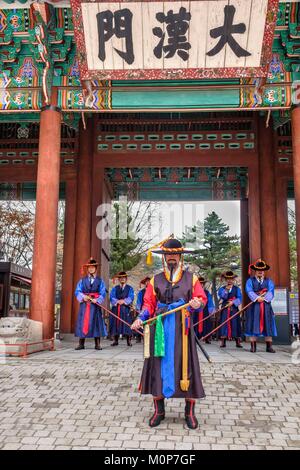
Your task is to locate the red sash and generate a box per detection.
[185,312,191,335]
[82,293,99,335]
[227,297,236,339]
[258,288,268,334]
[117,304,121,328]
[198,311,204,334]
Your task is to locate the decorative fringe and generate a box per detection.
[180,309,190,392]
[143,324,150,359]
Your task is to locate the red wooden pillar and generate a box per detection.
[91,167,103,260]
[60,178,77,334]
[258,115,279,284]
[248,163,261,262]
[240,198,250,303]
[275,176,290,288]
[71,119,93,332]
[30,94,61,339]
[291,106,300,296]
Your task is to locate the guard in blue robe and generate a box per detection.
[74,257,107,350]
[110,271,134,346]
[218,271,243,348]
[245,259,277,353]
[193,276,215,343]
[135,277,150,343]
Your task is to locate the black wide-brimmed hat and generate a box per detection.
[249,259,270,272]
[83,257,99,268]
[152,238,194,255]
[112,271,129,284]
[115,271,129,278]
[221,270,238,280]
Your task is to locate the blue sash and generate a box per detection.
[157,298,185,399]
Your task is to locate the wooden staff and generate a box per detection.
[85,296,144,337]
[192,303,231,329]
[142,302,191,326]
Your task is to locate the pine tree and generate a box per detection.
[181,211,240,306]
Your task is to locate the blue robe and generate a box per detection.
[193,289,215,338]
[245,277,277,337]
[134,288,146,338]
[74,276,107,338]
[136,288,146,313]
[218,285,242,338]
[110,284,134,336]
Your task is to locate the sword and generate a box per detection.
[194,333,212,363]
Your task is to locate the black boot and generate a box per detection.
[127,335,132,347]
[250,341,257,353]
[220,338,226,348]
[185,399,198,430]
[135,335,142,343]
[149,398,165,427]
[235,338,243,348]
[266,341,276,353]
[111,335,119,346]
[94,337,102,350]
[205,337,211,344]
[75,338,85,350]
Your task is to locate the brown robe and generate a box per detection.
[139,270,206,399]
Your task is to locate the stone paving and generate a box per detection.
[0,338,299,450]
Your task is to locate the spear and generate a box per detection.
[85,296,144,337]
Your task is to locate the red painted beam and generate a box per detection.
[0,165,76,183]
[95,152,256,168]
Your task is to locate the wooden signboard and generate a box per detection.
[71,0,279,80]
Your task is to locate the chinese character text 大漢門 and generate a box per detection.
[96,5,252,65]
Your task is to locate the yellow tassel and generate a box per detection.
[180,308,190,392]
[144,324,150,358]
[145,234,174,265]
[146,250,153,266]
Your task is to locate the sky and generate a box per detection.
[141,201,241,246]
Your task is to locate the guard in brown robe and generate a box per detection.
[132,238,207,429]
